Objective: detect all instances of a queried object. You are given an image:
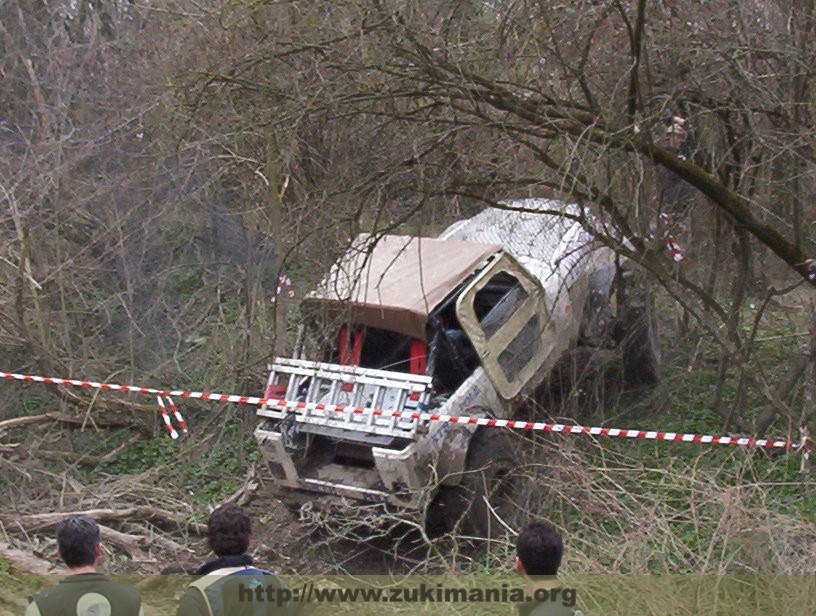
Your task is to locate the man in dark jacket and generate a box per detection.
[657,115,699,217]
[515,522,584,616]
[176,504,294,616]
[25,515,143,616]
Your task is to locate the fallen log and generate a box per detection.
[0,541,57,574]
[0,412,139,435]
[223,464,258,507]
[1,508,206,535]
[46,412,134,430]
[98,524,148,560]
[0,414,52,433]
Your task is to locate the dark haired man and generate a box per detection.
[176,504,294,616]
[25,515,143,616]
[515,522,583,616]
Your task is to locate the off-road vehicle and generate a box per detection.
[254,198,658,535]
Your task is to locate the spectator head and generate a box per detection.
[207,504,251,556]
[515,521,563,577]
[666,116,687,150]
[56,516,102,569]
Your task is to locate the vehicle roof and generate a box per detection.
[439,198,593,288]
[302,234,500,340]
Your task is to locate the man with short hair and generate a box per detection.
[176,504,293,616]
[515,522,584,616]
[26,515,143,616]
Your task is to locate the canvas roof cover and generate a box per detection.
[302,234,500,340]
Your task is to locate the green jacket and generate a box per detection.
[176,565,294,616]
[26,573,143,616]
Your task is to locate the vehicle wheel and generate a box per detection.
[424,485,464,538]
[456,428,531,539]
[613,305,660,387]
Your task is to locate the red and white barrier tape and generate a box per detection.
[664,233,685,263]
[166,396,188,434]
[0,370,809,455]
[156,396,179,440]
[660,213,686,264]
[272,275,295,303]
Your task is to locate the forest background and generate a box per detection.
[0,0,815,587]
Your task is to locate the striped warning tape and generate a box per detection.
[156,396,179,440]
[272,275,295,303]
[0,370,809,455]
[664,233,685,263]
[660,213,686,263]
[166,396,188,434]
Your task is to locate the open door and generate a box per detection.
[455,253,554,399]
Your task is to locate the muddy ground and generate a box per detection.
[159,479,445,577]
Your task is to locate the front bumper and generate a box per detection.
[254,421,430,509]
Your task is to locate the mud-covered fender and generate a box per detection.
[434,418,481,487]
[420,368,506,486]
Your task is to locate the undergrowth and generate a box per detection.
[91,413,259,507]
[0,286,812,580]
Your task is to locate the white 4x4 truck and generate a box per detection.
[254,199,658,535]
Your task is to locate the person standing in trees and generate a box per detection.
[657,114,699,217]
[655,113,700,264]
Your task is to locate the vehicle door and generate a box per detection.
[455,252,554,399]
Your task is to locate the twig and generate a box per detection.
[0,414,53,432]
[223,463,258,507]
[481,495,519,537]
[98,524,148,558]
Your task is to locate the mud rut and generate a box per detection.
[164,484,440,576]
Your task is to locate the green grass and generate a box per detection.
[93,415,260,506]
[101,434,179,475]
[537,295,816,574]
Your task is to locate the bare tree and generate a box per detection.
[165,0,814,435]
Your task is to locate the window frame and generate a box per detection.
[455,252,554,399]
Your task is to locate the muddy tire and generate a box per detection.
[431,428,531,539]
[613,306,660,387]
[424,485,464,538]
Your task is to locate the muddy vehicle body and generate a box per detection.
[255,199,657,534]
